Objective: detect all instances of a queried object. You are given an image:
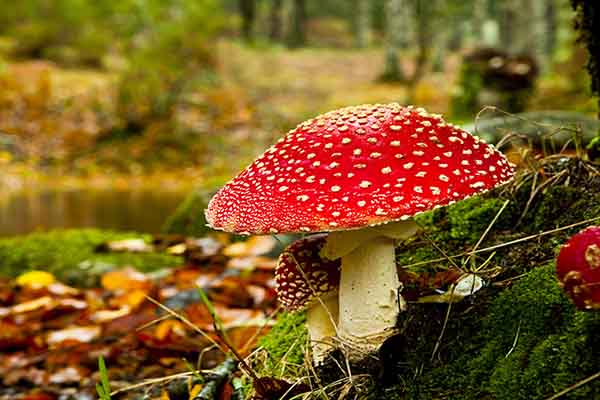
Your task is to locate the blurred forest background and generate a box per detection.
[0,0,597,235]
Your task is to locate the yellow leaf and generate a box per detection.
[189,384,202,398]
[16,270,56,287]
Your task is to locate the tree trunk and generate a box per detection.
[499,0,519,53]
[545,0,558,63]
[410,0,436,84]
[269,0,284,41]
[354,0,371,48]
[287,0,307,48]
[471,0,486,43]
[239,0,256,42]
[531,0,550,72]
[380,0,406,82]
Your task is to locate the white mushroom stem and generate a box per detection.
[321,220,418,356]
[306,291,339,364]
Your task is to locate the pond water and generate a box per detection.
[0,189,187,237]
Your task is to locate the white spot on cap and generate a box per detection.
[414,186,423,193]
[297,195,309,201]
[342,137,351,144]
[403,162,414,169]
[279,186,289,192]
[370,152,382,158]
[331,185,341,192]
[381,167,392,174]
[359,181,372,188]
[390,140,401,147]
[353,149,362,155]
[357,200,366,207]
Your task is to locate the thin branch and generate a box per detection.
[544,370,600,400]
[145,295,226,353]
[401,216,600,269]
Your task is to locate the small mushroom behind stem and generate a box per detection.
[275,234,341,364]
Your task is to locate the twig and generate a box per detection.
[544,370,600,400]
[505,320,521,358]
[401,216,600,269]
[193,358,237,400]
[430,286,455,362]
[145,296,227,353]
[466,199,510,266]
[195,288,265,391]
[110,370,211,396]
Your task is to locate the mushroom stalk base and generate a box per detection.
[338,236,401,356]
[306,292,339,365]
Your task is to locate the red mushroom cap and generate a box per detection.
[556,225,600,310]
[275,235,341,311]
[206,104,514,234]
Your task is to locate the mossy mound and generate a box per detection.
[0,229,181,286]
[255,157,600,399]
[161,189,213,237]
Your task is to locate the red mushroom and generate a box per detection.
[275,234,340,363]
[556,226,600,310]
[206,103,514,356]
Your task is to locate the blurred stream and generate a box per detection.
[0,189,186,236]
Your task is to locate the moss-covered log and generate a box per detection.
[250,157,600,399]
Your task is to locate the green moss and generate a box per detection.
[451,63,483,120]
[257,311,308,377]
[0,229,181,285]
[446,197,510,243]
[241,312,308,398]
[389,265,600,400]
[161,189,212,237]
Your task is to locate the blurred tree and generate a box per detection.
[269,0,284,41]
[354,0,371,48]
[471,0,486,42]
[572,0,599,118]
[410,0,439,85]
[287,0,307,48]
[571,0,600,158]
[239,0,257,41]
[380,0,407,82]
[498,0,554,71]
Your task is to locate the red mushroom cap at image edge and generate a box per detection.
[556,225,600,310]
[206,104,515,234]
[275,235,341,311]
